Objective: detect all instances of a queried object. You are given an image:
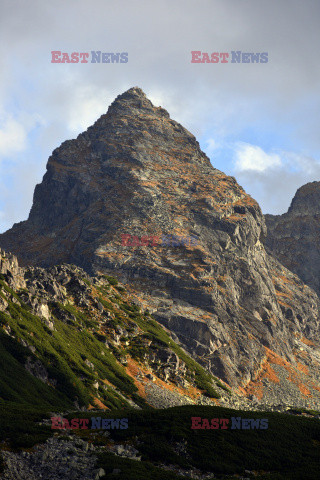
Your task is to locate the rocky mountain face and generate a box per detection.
[266,182,320,297]
[1,87,320,407]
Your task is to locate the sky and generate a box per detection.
[0,0,320,232]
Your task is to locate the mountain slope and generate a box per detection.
[0,88,320,406]
[0,248,232,410]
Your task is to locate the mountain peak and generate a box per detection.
[111,86,149,106]
[107,86,154,115]
[82,86,170,139]
[120,86,147,98]
[1,89,320,404]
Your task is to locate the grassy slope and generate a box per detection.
[0,271,223,411]
[0,332,71,408]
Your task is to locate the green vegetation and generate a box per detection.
[102,275,118,286]
[0,332,71,408]
[120,302,220,398]
[0,268,222,414]
[115,285,126,293]
[98,453,185,479]
[126,337,149,361]
[0,401,52,450]
[67,405,320,479]
[98,286,221,398]
[1,266,320,478]
[215,380,232,394]
[0,396,320,478]
[0,291,140,409]
[287,407,320,416]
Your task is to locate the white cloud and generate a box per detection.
[232,150,320,214]
[234,143,282,172]
[281,151,320,175]
[0,111,45,160]
[0,117,28,156]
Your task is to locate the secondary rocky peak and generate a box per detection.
[288,181,320,216]
[266,180,320,296]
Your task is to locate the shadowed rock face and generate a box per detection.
[265,182,320,296]
[1,87,320,403]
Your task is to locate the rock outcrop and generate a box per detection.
[1,436,99,480]
[0,88,320,406]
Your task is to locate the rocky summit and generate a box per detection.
[266,181,320,297]
[1,87,320,407]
